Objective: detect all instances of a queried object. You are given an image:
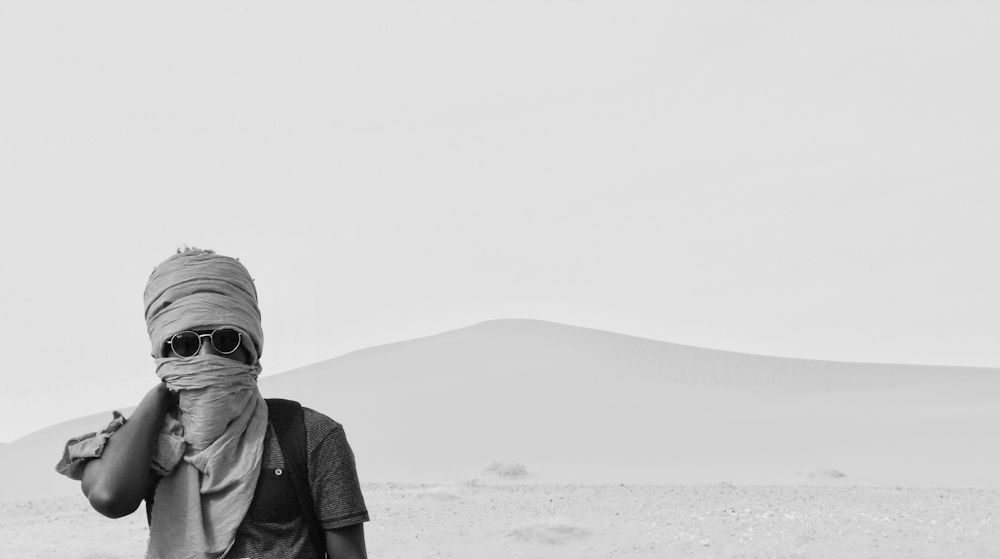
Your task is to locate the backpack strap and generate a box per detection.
[267,398,327,558]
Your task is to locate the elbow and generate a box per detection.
[80,460,146,519]
[86,486,140,519]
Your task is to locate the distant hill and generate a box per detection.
[4,319,999,501]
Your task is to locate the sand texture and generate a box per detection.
[11,319,997,502]
[2,482,998,559]
[4,320,999,556]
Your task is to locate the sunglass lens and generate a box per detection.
[212,329,241,354]
[170,332,201,358]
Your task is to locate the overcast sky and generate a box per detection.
[1,1,998,443]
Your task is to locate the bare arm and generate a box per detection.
[325,523,367,559]
[80,383,172,518]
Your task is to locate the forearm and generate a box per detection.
[81,383,171,518]
[326,523,367,559]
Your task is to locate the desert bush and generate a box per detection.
[808,468,844,479]
[483,460,527,477]
[456,475,482,487]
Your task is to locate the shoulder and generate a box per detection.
[302,406,342,433]
[264,399,342,442]
[301,407,348,454]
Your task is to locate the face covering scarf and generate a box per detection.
[143,251,268,559]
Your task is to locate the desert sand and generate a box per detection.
[3,320,999,557]
[2,479,998,559]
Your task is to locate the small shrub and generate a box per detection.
[456,476,482,487]
[795,468,845,479]
[483,460,528,477]
[809,468,844,479]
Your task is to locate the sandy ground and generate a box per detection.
[5,323,1000,558]
[2,481,998,559]
[9,321,1000,504]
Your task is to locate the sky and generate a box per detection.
[1,0,998,444]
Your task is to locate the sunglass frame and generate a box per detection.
[167,329,243,358]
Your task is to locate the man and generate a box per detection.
[56,248,368,559]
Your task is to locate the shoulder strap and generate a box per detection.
[267,398,327,558]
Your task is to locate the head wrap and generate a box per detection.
[144,250,263,364]
[143,250,268,559]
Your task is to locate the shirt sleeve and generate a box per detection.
[304,410,370,530]
[54,411,127,480]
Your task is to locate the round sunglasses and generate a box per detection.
[166,329,243,358]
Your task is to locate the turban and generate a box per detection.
[144,251,263,364]
[143,250,268,559]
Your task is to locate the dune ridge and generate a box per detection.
[4,319,999,501]
[319,319,997,389]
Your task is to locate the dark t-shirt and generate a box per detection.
[226,408,369,559]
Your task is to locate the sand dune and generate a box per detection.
[5,319,1000,503]
[260,319,1000,487]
